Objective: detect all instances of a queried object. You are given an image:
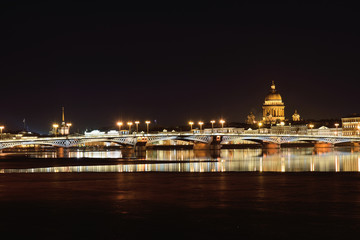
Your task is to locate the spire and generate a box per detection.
[62,107,65,123]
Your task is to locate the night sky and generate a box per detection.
[1,1,359,134]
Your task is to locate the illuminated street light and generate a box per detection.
[127,122,133,133]
[116,121,123,133]
[219,119,225,129]
[309,124,314,135]
[0,126,4,139]
[52,124,59,137]
[335,123,339,136]
[66,123,72,135]
[189,121,194,131]
[145,121,151,134]
[210,120,215,133]
[258,122,262,133]
[198,121,204,131]
[135,121,140,133]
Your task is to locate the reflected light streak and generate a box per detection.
[281,157,285,172]
[335,156,339,172]
[3,148,360,173]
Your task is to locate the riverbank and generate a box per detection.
[1,172,360,239]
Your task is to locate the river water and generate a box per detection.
[1,146,360,173]
[2,147,360,240]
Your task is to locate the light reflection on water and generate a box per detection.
[2,147,360,173]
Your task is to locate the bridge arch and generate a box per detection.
[0,141,68,150]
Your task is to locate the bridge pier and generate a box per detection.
[352,142,360,147]
[262,142,280,149]
[135,141,147,152]
[56,147,70,158]
[314,142,334,148]
[193,136,222,150]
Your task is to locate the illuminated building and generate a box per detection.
[246,112,256,124]
[342,114,360,136]
[262,81,285,124]
[292,110,301,121]
[59,107,71,135]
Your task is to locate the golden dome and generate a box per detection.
[264,81,282,102]
[265,93,282,101]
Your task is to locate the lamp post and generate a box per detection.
[280,121,285,134]
[127,122,133,134]
[0,126,4,139]
[117,121,123,134]
[210,120,215,133]
[53,124,59,137]
[309,124,314,135]
[189,121,194,131]
[66,123,72,135]
[145,121,151,134]
[198,121,204,131]
[135,121,140,133]
[258,122,263,133]
[334,123,339,136]
[220,119,225,130]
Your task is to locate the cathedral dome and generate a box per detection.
[265,92,282,101]
[264,81,282,102]
[262,81,285,124]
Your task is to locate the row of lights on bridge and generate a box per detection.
[117,121,151,133]
[188,120,226,131]
[115,120,226,133]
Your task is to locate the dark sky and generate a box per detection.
[1,1,359,134]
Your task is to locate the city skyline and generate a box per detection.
[1,2,359,133]
[1,80,353,135]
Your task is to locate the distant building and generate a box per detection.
[292,110,301,121]
[59,107,70,135]
[262,81,285,124]
[246,112,256,124]
[50,107,72,136]
[341,114,360,136]
[308,126,341,136]
[203,127,244,134]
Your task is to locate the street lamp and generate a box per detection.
[52,124,59,137]
[127,122,133,134]
[258,122,263,133]
[210,120,215,133]
[309,124,314,135]
[280,121,285,134]
[198,121,204,131]
[135,121,140,133]
[66,123,72,135]
[145,121,151,134]
[334,123,339,136]
[189,121,194,131]
[219,119,225,129]
[117,121,123,133]
[0,126,4,139]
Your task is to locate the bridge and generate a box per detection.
[1,132,360,150]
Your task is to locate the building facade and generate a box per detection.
[262,81,285,124]
[341,114,360,136]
